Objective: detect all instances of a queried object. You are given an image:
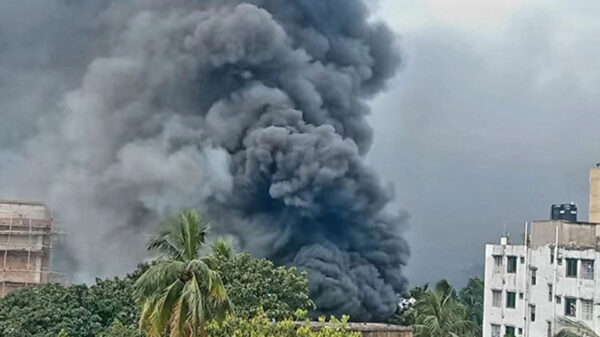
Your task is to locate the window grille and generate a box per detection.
[492,290,502,307]
[581,260,594,280]
[491,324,500,337]
[581,300,593,321]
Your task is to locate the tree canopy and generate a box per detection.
[1,209,490,336]
[0,273,139,337]
[459,277,483,336]
[412,290,474,337]
[206,311,360,337]
[212,239,316,320]
[0,238,317,336]
[393,278,483,337]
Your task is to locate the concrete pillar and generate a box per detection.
[590,168,600,223]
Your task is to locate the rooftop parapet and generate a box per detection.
[531,220,600,249]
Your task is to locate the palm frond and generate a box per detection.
[181,273,205,337]
[148,280,184,335]
[147,227,185,260]
[146,210,209,262]
[211,238,234,260]
[169,296,189,337]
[413,290,472,337]
[179,210,208,261]
[556,316,600,337]
[137,210,229,337]
[134,260,185,301]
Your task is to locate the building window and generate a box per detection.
[491,324,501,337]
[505,325,515,337]
[558,257,563,266]
[506,291,516,309]
[507,256,517,273]
[565,297,577,317]
[531,269,537,285]
[520,256,525,264]
[519,292,524,299]
[566,258,578,278]
[518,328,523,335]
[548,284,553,302]
[556,296,562,304]
[547,321,552,337]
[581,299,593,321]
[493,255,503,272]
[530,304,536,322]
[492,290,502,307]
[581,259,594,280]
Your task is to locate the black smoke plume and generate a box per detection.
[0,0,408,321]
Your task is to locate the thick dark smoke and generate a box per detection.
[0,0,408,320]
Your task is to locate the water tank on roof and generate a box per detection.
[551,203,577,222]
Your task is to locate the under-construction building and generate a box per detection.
[0,200,65,296]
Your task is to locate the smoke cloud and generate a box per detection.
[0,0,407,320]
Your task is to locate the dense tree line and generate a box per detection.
[393,278,484,337]
[0,210,489,337]
[0,275,139,336]
[0,211,316,336]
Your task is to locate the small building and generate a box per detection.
[0,200,65,296]
[483,167,600,337]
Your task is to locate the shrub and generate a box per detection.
[206,310,360,337]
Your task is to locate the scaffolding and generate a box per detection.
[0,200,67,297]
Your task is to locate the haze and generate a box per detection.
[370,0,600,286]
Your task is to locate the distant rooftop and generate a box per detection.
[0,199,47,207]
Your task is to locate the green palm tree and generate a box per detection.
[413,290,474,337]
[555,316,600,337]
[434,279,457,299]
[134,210,231,337]
[211,238,233,260]
[459,277,484,336]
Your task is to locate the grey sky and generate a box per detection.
[369,0,600,286]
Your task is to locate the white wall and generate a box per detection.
[484,241,600,337]
[483,243,527,337]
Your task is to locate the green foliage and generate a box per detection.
[0,232,315,337]
[434,279,457,299]
[392,284,429,326]
[211,238,233,260]
[394,278,483,337]
[459,277,483,336]
[206,311,360,337]
[0,269,140,337]
[412,290,474,337]
[134,210,231,337]
[98,320,143,337]
[0,211,316,337]
[212,240,316,320]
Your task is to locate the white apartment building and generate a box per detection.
[483,167,600,337]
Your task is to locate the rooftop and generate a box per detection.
[0,199,47,207]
